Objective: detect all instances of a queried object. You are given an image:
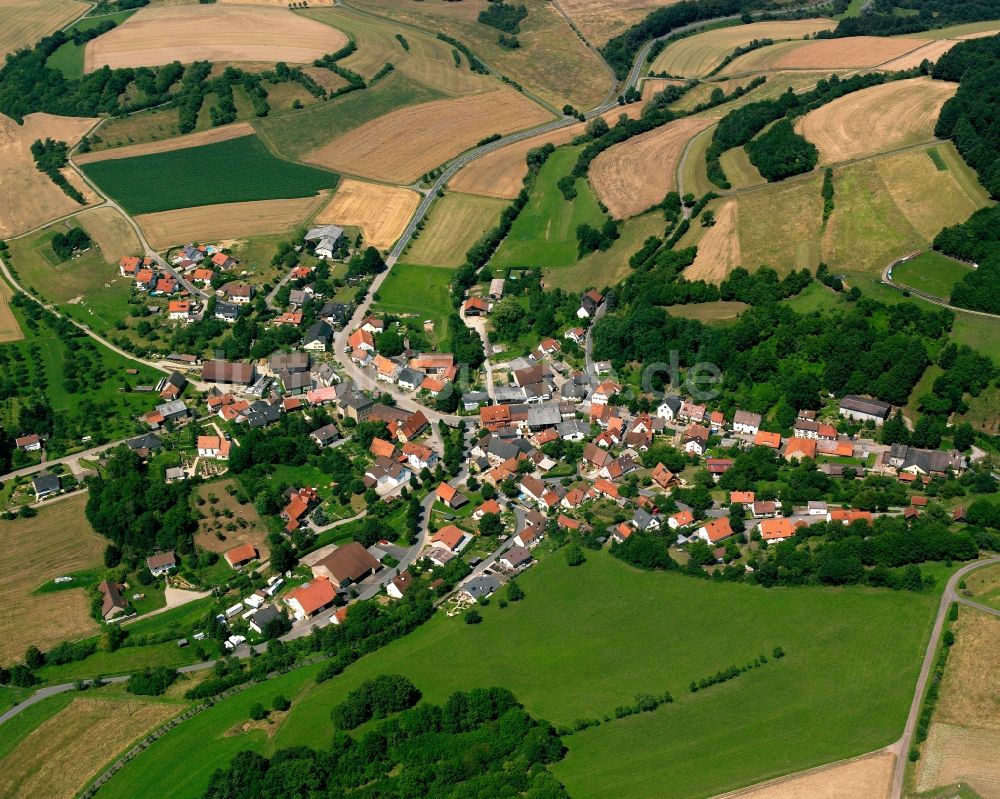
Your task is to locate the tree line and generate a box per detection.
[202,685,569,799]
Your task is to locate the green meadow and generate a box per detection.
[492,146,609,269]
[80,135,339,215]
[46,10,138,79]
[893,250,974,300]
[96,551,937,799]
[371,263,454,350]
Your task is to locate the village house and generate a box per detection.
[732,410,762,435]
[402,441,437,472]
[32,472,60,501]
[730,491,755,505]
[386,570,413,600]
[98,580,128,620]
[463,297,490,316]
[312,542,381,589]
[657,396,682,422]
[651,462,676,490]
[668,510,694,530]
[305,224,344,259]
[752,500,779,518]
[197,435,231,460]
[168,300,191,321]
[146,551,177,577]
[500,545,533,571]
[360,316,385,335]
[157,371,188,401]
[459,575,500,603]
[827,509,873,525]
[514,524,542,548]
[431,525,470,553]
[683,425,710,456]
[202,359,256,386]
[564,327,586,345]
[435,482,468,509]
[838,395,892,425]
[215,301,240,323]
[310,423,340,448]
[695,517,734,545]
[224,544,258,569]
[784,437,818,461]
[472,499,503,520]
[220,281,253,304]
[285,577,337,621]
[365,457,411,493]
[887,444,964,476]
[249,605,283,635]
[303,321,334,352]
[489,278,505,299]
[15,433,42,451]
[754,430,782,449]
[577,289,604,319]
[281,486,319,532]
[757,517,798,543]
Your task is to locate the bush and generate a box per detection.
[126,666,177,696]
[272,694,291,712]
[249,702,268,721]
[565,544,586,567]
[464,608,483,625]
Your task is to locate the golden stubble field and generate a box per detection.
[75,122,255,164]
[84,5,348,71]
[0,494,106,663]
[557,0,676,46]
[795,78,956,164]
[137,195,328,250]
[305,88,553,184]
[314,179,420,251]
[449,103,643,199]
[649,19,835,76]
[77,206,142,262]
[916,607,1000,798]
[0,0,86,61]
[684,199,742,283]
[590,116,717,218]
[0,695,180,799]
[0,112,98,238]
[721,36,926,73]
[0,277,22,343]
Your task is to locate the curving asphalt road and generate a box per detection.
[882,252,1000,320]
[888,554,1000,799]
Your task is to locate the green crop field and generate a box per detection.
[893,250,974,300]
[46,9,138,79]
[371,263,454,350]
[96,551,937,799]
[255,71,443,164]
[80,135,339,215]
[492,146,608,269]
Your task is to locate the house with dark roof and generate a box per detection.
[310,423,340,447]
[98,580,128,620]
[32,472,60,500]
[146,551,177,577]
[312,542,381,589]
[302,320,334,352]
[202,360,256,385]
[839,395,892,424]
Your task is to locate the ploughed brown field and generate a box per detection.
[84,5,348,72]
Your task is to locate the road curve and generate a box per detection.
[882,252,1000,320]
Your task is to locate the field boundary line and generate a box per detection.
[706,747,894,799]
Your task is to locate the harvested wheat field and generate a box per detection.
[315,179,420,251]
[0,112,97,238]
[719,751,894,799]
[917,722,1000,798]
[877,38,958,70]
[0,0,85,60]
[557,0,675,46]
[75,122,255,164]
[77,206,142,262]
[796,78,956,164]
[685,199,741,283]
[406,191,508,267]
[306,89,553,184]
[876,147,987,241]
[722,36,924,73]
[0,696,179,799]
[0,278,23,343]
[739,173,824,274]
[0,493,106,663]
[591,116,716,219]
[449,104,642,199]
[84,5,347,72]
[649,19,834,77]
[137,195,328,250]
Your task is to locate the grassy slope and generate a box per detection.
[371,263,454,350]
[255,71,444,163]
[46,10,138,79]
[0,693,75,761]
[80,135,339,215]
[543,211,664,291]
[405,191,508,268]
[96,551,937,799]
[492,146,607,269]
[8,226,132,336]
[893,251,973,299]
